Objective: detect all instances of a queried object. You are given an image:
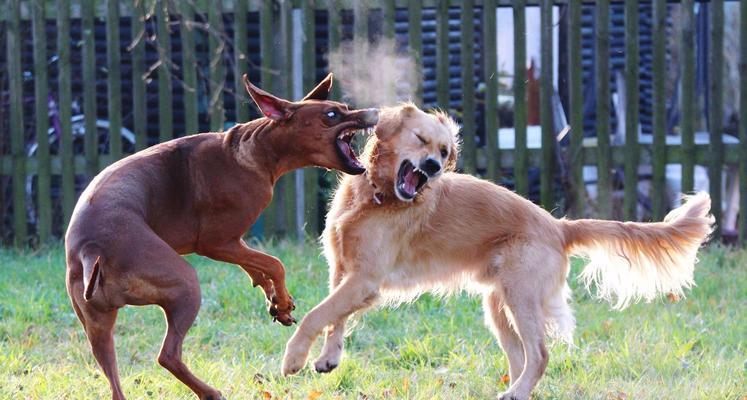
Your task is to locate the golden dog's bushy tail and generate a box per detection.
[561,192,714,309]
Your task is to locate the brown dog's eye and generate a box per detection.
[440,147,448,158]
[325,110,339,119]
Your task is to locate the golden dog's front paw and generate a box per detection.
[281,339,310,376]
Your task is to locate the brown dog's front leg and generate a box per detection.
[200,240,296,325]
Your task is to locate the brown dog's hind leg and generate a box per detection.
[483,291,525,384]
[82,307,126,400]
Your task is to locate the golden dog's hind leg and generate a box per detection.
[483,291,525,384]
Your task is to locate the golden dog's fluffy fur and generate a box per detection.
[282,104,714,399]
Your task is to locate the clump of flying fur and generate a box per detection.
[563,192,714,309]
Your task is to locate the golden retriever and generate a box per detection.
[281,103,714,400]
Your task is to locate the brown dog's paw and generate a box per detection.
[267,295,296,325]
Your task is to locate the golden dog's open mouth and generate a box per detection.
[335,127,372,175]
[396,160,428,200]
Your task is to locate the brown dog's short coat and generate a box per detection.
[65,74,377,400]
[281,104,713,400]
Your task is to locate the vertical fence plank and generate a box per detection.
[595,0,611,219]
[180,0,198,134]
[568,0,584,217]
[483,0,498,181]
[209,0,226,131]
[32,0,51,243]
[234,0,249,123]
[260,0,274,237]
[156,0,173,142]
[409,0,423,104]
[280,0,295,236]
[623,0,640,220]
[354,1,368,44]
[681,0,695,193]
[131,0,147,150]
[107,0,122,161]
[460,0,476,174]
[539,0,554,210]
[709,0,724,240]
[302,0,319,236]
[740,0,747,245]
[328,1,342,100]
[82,0,98,179]
[382,0,395,40]
[436,0,449,110]
[652,0,667,220]
[58,0,74,227]
[8,0,27,246]
[513,0,528,196]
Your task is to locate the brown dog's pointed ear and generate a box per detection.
[243,74,293,120]
[301,73,333,101]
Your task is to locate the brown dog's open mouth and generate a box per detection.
[335,127,370,175]
[395,160,428,201]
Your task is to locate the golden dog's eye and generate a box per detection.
[440,147,448,158]
[415,134,427,145]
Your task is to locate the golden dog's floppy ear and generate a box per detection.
[374,106,405,141]
[243,74,295,120]
[432,109,461,172]
[302,73,333,101]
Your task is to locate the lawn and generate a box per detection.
[0,241,744,399]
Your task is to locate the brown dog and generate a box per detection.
[64,73,378,400]
[281,104,713,400]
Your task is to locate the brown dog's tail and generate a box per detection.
[560,192,714,309]
[82,254,102,302]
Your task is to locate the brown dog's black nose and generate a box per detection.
[420,158,441,177]
[361,108,379,125]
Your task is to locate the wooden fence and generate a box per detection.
[1,0,746,247]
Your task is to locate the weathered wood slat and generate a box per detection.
[9,0,27,246]
[209,0,226,131]
[179,0,199,134]
[156,0,173,142]
[234,0,249,124]
[652,0,667,220]
[260,0,274,236]
[58,0,75,227]
[382,0,395,40]
[539,0,554,211]
[131,0,147,150]
[483,0,498,181]
[460,0,476,174]
[409,0,423,104]
[302,0,319,235]
[329,1,342,100]
[568,0,584,217]
[595,0,611,219]
[107,0,122,162]
[623,0,639,220]
[513,0,528,196]
[280,0,295,236]
[709,0,724,239]
[32,0,51,243]
[82,0,98,180]
[354,1,368,44]
[436,0,449,110]
[681,0,695,193]
[740,0,747,244]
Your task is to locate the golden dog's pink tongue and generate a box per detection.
[403,169,418,195]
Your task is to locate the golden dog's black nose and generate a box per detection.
[420,158,441,177]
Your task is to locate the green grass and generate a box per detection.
[1,241,745,399]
